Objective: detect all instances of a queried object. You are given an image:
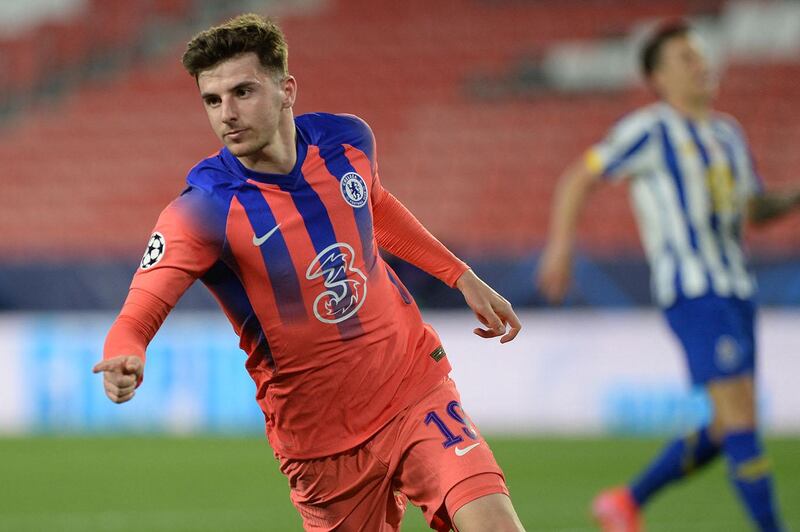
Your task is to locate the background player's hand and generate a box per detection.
[456,269,521,343]
[92,356,144,404]
[536,244,572,304]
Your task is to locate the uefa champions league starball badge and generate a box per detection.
[140,232,166,270]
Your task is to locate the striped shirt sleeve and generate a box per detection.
[721,115,764,199]
[586,110,654,182]
[129,190,222,306]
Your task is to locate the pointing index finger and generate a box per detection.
[92,359,120,374]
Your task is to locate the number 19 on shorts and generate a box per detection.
[424,400,479,448]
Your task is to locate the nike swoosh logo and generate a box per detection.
[252,224,281,246]
[454,442,480,457]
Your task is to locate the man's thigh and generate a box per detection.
[452,493,524,532]
[278,377,510,531]
[392,378,509,531]
[279,443,404,531]
[665,295,756,385]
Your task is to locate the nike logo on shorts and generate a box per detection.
[252,224,281,246]
[454,442,480,456]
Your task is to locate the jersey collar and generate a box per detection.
[220,125,309,188]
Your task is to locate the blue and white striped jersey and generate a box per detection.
[586,102,763,307]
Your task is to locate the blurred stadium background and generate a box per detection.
[0,0,798,530]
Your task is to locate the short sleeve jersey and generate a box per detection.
[586,102,763,307]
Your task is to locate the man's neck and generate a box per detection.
[238,115,297,174]
[664,95,711,122]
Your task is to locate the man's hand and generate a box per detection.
[456,269,521,343]
[748,190,800,225]
[536,244,572,304]
[92,356,144,404]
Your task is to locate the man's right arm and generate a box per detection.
[537,109,653,304]
[536,158,602,304]
[92,287,174,403]
[93,189,224,403]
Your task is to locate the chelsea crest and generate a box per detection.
[340,172,368,208]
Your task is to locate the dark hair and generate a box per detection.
[641,21,691,78]
[181,13,288,79]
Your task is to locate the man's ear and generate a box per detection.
[282,75,297,109]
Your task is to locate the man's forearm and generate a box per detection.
[103,288,172,363]
[372,192,468,287]
[546,161,599,253]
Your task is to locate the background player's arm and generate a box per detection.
[373,188,521,343]
[747,190,800,225]
[537,157,603,304]
[539,111,650,304]
[729,116,800,225]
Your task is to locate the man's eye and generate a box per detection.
[205,98,220,106]
[237,88,251,97]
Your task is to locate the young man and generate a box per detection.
[93,14,525,532]
[537,21,797,532]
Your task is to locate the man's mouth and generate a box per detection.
[225,128,248,139]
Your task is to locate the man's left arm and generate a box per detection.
[748,190,800,225]
[728,116,800,226]
[372,188,521,343]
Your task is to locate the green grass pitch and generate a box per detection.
[0,436,796,531]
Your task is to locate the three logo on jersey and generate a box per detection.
[251,172,369,324]
[306,243,367,324]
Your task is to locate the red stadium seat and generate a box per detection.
[1,0,797,259]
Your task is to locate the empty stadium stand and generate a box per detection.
[0,0,798,308]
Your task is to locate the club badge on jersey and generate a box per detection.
[340,172,368,208]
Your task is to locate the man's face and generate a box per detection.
[651,33,717,105]
[197,52,295,158]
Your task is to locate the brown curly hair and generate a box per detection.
[181,13,288,79]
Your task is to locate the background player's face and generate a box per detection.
[652,34,717,107]
[197,52,296,158]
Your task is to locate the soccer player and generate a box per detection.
[537,21,798,532]
[92,14,525,532]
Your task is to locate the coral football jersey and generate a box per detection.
[130,113,453,458]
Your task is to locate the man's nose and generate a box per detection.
[221,97,238,123]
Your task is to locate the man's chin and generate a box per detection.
[698,82,718,101]
[699,90,717,105]
[687,88,715,107]
[225,142,258,158]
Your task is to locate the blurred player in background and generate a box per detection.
[92,13,525,532]
[537,21,799,532]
